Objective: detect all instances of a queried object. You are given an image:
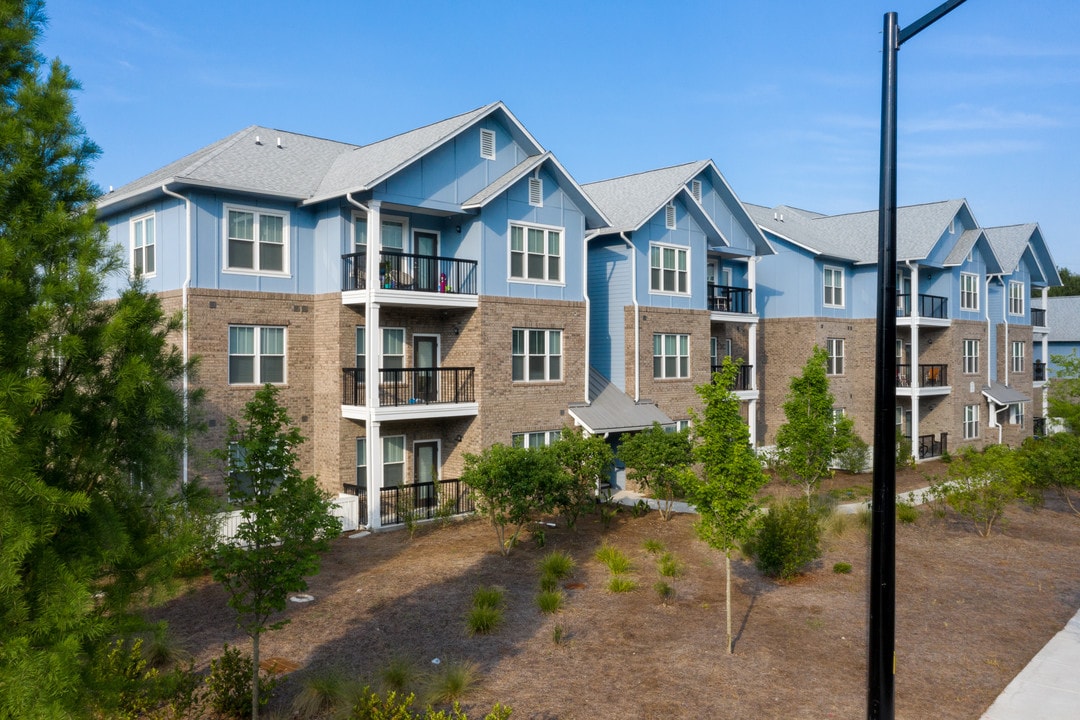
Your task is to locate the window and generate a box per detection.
[832,408,846,424]
[355,438,367,485]
[383,435,405,487]
[383,328,405,369]
[823,266,844,307]
[131,214,155,276]
[1009,403,1025,427]
[225,206,287,273]
[528,177,543,207]
[512,329,562,382]
[510,223,562,282]
[827,338,845,375]
[963,404,979,439]
[690,179,702,203]
[228,326,285,384]
[650,244,689,294]
[653,333,689,379]
[1009,281,1025,316]
[511,430,561,448]
[960,273,979,311]
[665,203,676,230]
[710,337,718,368]
[1011,341,1025,373]
[355,327,366,371]
[480,128,495,160]
[962,339,980,374]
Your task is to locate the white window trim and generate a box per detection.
[511,430,561,448]
[649,242,690,296]
[382,327,406,370]
[130,212,156,278]
[512,328,563,383]
[1009,403,1025,427]
[960,272,979,312]
[508,221,565,286]
[963,338,980,375]
[355,437,367,485]
[1008,281,1025,316]
[223,204,290,276]
[963,404,980,439]
[480,128,496,160]
[653,333,690,379]
[823,265,845,308]
[827,338,845,376]
[382,434,406,488]
[228,325,287,385]
[1011,341,1025,373]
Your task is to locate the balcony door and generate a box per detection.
[414,231,439,292]
[413,440,440,509]
[414,335,439,403]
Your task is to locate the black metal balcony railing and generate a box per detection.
[1033,417,1047,437]
[341,478,475,527]
[908,432,948,459]
[342,367,475,407]
[1031,308,1047,328]
[896,293,948,319]
[711,363,753,391]
[342,251,478,295]
[896,364,948,388]
[1033,361,1047,382]
[707,284,753,314]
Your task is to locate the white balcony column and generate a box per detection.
[366,421,383,530]
[1041,287,1050,418]
[748,398,758,448]
[365,201,383,411]
[748,256,758,315]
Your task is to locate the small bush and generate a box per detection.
[594,544,631,574]
[896,431,914,469]
[607,576,638,593]
[552,624,565,644]
[833,562,853,574]
[206,644,277,719]
[896,501,919,524]
[423,659,479,705]
[538,571,560,593]
[641,539,665,554]
[531,527,546,548]
[656,552,684,578]
[292,668,361,719]
[629,498,651,517]
[472,585,504,610]
[466,605,503,636]
[747,499,822,580]
[536,590,564,614]
[599,505,619,530]
[379,657,418,695]
[538,550,575,580]
[654,581,675,600]
[835,434,870,474]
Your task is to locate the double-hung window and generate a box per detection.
[960,273,979,311]
[963,404,979,439]
[512,329,562,382]
[383,435,405,487]
[653,333,689,379]
[511,430,561,448]
[382,328,405,369]
[131,214,155,276]
[823,266,844,307]
[826,338,845,375]
[650,244,688,294]
[510,223,562,283]
[355,327,366,371]
[228,325,285,384]
[1011,341,1025,374]
[962,339,980,375]
[355,438,367,485]
[226,206,287,273]
[1009,281,1025,316]
[1010,403,1025,427]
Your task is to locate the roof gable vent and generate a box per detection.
[529,177,543,207]
[665,203,676,230]
[480,129,495,160]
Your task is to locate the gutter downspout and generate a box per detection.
[619,233,641,401]
[161,184,191,485]
[1000,277,1010,387]
[583,229,591,403]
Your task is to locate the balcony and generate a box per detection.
[342,478,475,527]
[907,432,948,460]
[711,363,753,391]
[1031,307,1047,329]
[707,284,754,315]
[896,364,950,396]
[1033,361,1047,383]
[341,367,477,420]
[342,251,478,308]
[896,293,949,324]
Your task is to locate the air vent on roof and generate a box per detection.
[276,137,283,148]
[480,129,495,160]
[529,177,543,207]
[691,179,702,203]
[255,135,262,145]
[665,203,676,230]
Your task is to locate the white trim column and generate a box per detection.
[366,421,383,530]
[1041,287,1050,419]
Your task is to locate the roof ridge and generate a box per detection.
[582,160,705,188]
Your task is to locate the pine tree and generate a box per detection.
[0,3,199,716]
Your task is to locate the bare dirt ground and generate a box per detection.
[150,465,1080,719]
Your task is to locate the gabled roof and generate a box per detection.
[568,368,673,435]
[583,161,713,233]
[1044,296,1080,342]
[942,229,985,267]
[984,223,1061,288]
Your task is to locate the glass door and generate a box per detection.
[413,335,438,403]
[414,231,438,292]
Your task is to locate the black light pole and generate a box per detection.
[869,3,968,719]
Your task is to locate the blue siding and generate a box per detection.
[104,197,188,299]
[634,196,708,308]
[692,171,756,253]
[588,240,632,391]
[755,234,819,317]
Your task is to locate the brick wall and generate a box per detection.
[625,306,711,422]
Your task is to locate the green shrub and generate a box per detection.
[896,501,919,524]
[629,498,651,517]
[538,571,559,593]
[552,624,565,644]
[466,605,503,636]
[594,544,631,574]
[293,668,361,719]
[641,538,665,554]
[747,499,822,580]
[835,434,870,474]
[607,576,638,593]
[536,590,564,614]
[423,659,479,706]
[654,581,675,600]
[379,657,418,695]
[206,644,277,719]
[833,562,853,574]
[656,552,684,578]
[896,431,914,469]
[538,550,575,580]
[471,585,504,610]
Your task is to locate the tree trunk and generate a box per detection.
[725,552,733,654]
[252,632,260,720]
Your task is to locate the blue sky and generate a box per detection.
[42,0,1080,273]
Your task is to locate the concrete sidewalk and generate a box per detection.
[609,487,1080,717]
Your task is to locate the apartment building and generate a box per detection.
[747,201,1060,461]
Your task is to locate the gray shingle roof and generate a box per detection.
[984,224,1038,272]
[1045,296,1080,342]
[568,368,673,434]
[982,381,1030,405]
[582,161,707,231]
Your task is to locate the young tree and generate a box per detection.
[0,4,202,716]
[774,346,846,502]
[210,385,340,720]
[1048,351,1080,433]
[688,358,768,654]
[931,444,1033,537]
[461,443,566,555]
[1020,432,1080,515]
[617,423,694,520]
[550,427,614,528]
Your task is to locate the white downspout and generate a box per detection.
[583,230,591,403]
[747,256,759,447]
[619,232,641,401]
[1001,277,1010,387]
[985,275,994,388]
[161,184,191,485]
